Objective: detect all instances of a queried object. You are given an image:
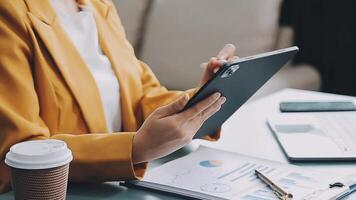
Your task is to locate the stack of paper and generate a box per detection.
[132,146,352,200]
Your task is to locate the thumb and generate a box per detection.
[156,94,189,117]
[217,44,236,60]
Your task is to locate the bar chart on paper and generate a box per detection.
[239,172,322,200]
[135,146,348,200]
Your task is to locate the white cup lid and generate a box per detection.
[5,139,73,170]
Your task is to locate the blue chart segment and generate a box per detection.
[241,194,273,200]
[287,172,315,182]
[241,186,278,200]
[199,160,223,168]
[276,172,316,190]
[217,162,275,182]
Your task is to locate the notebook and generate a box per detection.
[130,146,355,200]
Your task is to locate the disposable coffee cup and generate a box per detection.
[5,139,73,200]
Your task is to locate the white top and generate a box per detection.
[51,2,122,132]
[5,139,72,170]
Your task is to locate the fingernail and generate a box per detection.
[214,92,221,98]
[226,43,235,49]
[220,97,226,104]
[220,60,227,65]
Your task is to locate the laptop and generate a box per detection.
[267,112,356,161]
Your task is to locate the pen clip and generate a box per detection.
[274,190,284,199]
[255,169,293,200]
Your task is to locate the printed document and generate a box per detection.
[133,146,349,200]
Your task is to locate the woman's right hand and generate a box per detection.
[132,93,226,164]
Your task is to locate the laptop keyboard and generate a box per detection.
[315,112,356,154]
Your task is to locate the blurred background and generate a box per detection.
[112,0,356,99]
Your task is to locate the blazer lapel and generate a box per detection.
[24,0,108,133]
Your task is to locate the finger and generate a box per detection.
[185,96,225,139]
[228,56,239,62]
[217,44,236,60]
[176,92,221,121]
[199,62,208,69]
[201,57,222,69]
[197,96,226,123]
[212,55,239,73]
[156,94,189,117]
[207,57,226,74]
[213,61,225,73]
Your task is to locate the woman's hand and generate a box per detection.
[199,44,238,87]
[132,92,226,164]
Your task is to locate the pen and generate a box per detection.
[255,169,293,200]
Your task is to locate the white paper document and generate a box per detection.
[133,146,350,200]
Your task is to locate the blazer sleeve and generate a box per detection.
[0,3,143,194]
[138,61,221,141]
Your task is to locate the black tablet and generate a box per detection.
[183,46,299,139]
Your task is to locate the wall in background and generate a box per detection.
[113,0,281,90]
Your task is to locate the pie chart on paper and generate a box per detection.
[199,160,223,168]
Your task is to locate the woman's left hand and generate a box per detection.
[199,44,238,87]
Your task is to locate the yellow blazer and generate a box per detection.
[0,0,219,193]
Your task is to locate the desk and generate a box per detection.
[1,89,355,199]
